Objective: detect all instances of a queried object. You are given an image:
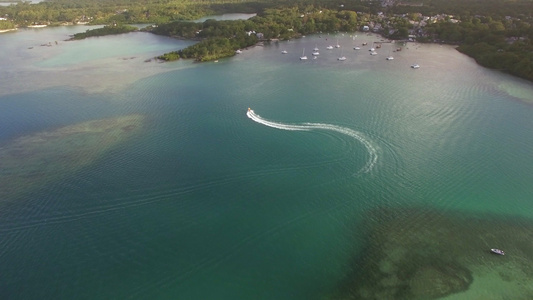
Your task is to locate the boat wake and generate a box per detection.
[246,109,377,173]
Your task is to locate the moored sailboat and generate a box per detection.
[300,48,308,60]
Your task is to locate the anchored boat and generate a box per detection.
[490,248,505,255]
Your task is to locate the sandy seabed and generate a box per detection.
[0,54,187,97]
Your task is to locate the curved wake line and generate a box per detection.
[247,110,377,173]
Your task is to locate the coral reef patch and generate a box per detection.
[0,114,146,202]
[329,207,533,300]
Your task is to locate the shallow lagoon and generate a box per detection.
[1,23,533,300]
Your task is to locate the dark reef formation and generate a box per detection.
[330,207,533,300]
[0,114,146,203]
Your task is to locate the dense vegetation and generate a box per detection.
[0,20,16,30]
[416,14,533,81]
[458,42,533,81]
[0,0,279,26]
[0,0,376,26]
[69,24,137,39]
[154,19,258,61]
[387,0,533,19]
[152,7,361,40]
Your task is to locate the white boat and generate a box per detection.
[386,56,394,60]
[491,248,505,255]
[312,50,319,56]
[335,39,341,48]
[300,48,307,60]
[411,64,420,69]
[338,49,346,61]
[369,47,375,52]
[370,51,377,56]
[326,45,334,50]
[353,46,361,50]
[235,49,242,54]
[281,50,288,54]
[313,45,319,51]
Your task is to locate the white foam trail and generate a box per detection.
[247,109,377,173]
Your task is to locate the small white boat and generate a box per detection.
[353,46,360,50]
[235,49,242,54]
[370,51,378,56]
[335,39,340,48]
[491,248,505,255]
[281,50,288,54]
[312,51,319,56]
[411,64,420,69]
[369,47,375,51]
[386,49,393,60]
[313,45,319,51]
[337,56,346,61]
[326,45,334,50]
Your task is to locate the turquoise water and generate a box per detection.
[1,27,533,299]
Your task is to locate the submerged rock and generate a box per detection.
[0,114,145,202]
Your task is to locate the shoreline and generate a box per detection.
[0,28,17,33]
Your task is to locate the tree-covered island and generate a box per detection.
[150,8,361,62]
[1,0,532,81]
[69,24,137,40]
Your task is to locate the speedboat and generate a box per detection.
[411,64,420,69]
[312,51,319,56]
[326,45,334,50]
[353,46,360,50]
[235,49,242,54]
[491,248,505,255]
[337,56,346,61]
[281,50,288,54]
